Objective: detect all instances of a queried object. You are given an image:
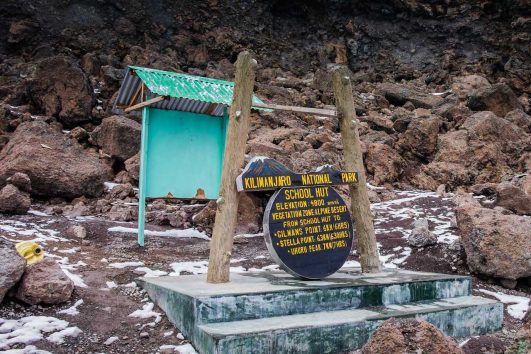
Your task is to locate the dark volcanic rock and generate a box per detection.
[378,83,444,109]
[6,172,31,193]
[362,318,463,354]
[91,115,141,161]
[456,193,531,280]
[408,218,437,247]
[0,121,113,198]
[415,111,530,190]
[396,116,441,161]
[0,239,26,303]
[365,143,404,185]
[16,258,74,305]
[29,56,94,127]
[467,83,523,117]
[495,182,531,215]
[0,184,30,214]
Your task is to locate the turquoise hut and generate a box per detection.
[114,66,266,245]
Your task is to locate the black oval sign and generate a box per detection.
[263,186,354,279]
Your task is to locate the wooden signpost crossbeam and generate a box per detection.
[207,51,257,283]
[332,68,381,273]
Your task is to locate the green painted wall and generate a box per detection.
[144,108,228,199]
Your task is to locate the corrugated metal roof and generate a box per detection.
[113,66,267,116]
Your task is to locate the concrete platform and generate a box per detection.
[138,268,503,354]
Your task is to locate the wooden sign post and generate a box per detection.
[207,51,257,283]
[332,68,381,273]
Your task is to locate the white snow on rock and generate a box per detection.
[46,326,82,344]
[58,247,81,254]
[0,316,81,350]
[108,226,209,240]
[27,210,49,217]
[234,232,264,238]
[159,343,198,354]
[57,299,84,316]
[61,268,87,288]
[478,289,530,320]
[169,259,257,276]
[0,220,67,243]
[106,281,118,289]
[128,302,162,323]
[135,267,168,277]
[104,336,120,345]
[0,345,52,353]
[108,261,145,269]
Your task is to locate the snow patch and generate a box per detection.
[108,261,145,269]
[46,326,82,344]
[108,226,209,240]
[159,343,197,354]
[104,336,119,345]
[0,316,80,350]
[128,303,162,323]
[478,289,530,320]
[135,267,168,277]
[27,210,49,217]
[57,299,83,316]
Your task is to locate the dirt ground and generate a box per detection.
[0,189,529,353]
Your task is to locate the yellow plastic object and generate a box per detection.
[15,241,44,265]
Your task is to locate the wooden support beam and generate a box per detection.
[128,83,143,106]
[124,96,165,113]
[207,51,257,283]
[252,102,337,118]
[332,67,381,273]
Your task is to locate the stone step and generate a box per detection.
[139,268,471,326]
[196,296,502,354]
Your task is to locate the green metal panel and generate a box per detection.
[129,65,266,107]
[137,107,151,246]
[144,108,228,199]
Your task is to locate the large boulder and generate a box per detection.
[0,239,26,303]
[0,121,113,198]
[467,83,523,117]
[193,194,263,236]
[7,172,31,193]
[235,193,263,235]
[0,184,30,214]
[91,116,141,161]
[451,75,491,100]
[504,109,531,133]
[125,153,140,182]
[415,111,530,190]
[366,143,405,185]
[396,116,441,160]
[408,218,437,247]
[362,318,463,354]
[456,193,531,280]
[495,182,531,215]
[29,56,94,127]
[378,83,444,109]
[16,258,74,305]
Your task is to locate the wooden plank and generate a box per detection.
[205,103,218,115]
[128,83,142,106]
[124,96,165,113]
[207,51,257,283]
[252,102,337,118]
[332,68,381,273]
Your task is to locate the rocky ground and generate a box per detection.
[0,0,530,353]
[0,188,529,353]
